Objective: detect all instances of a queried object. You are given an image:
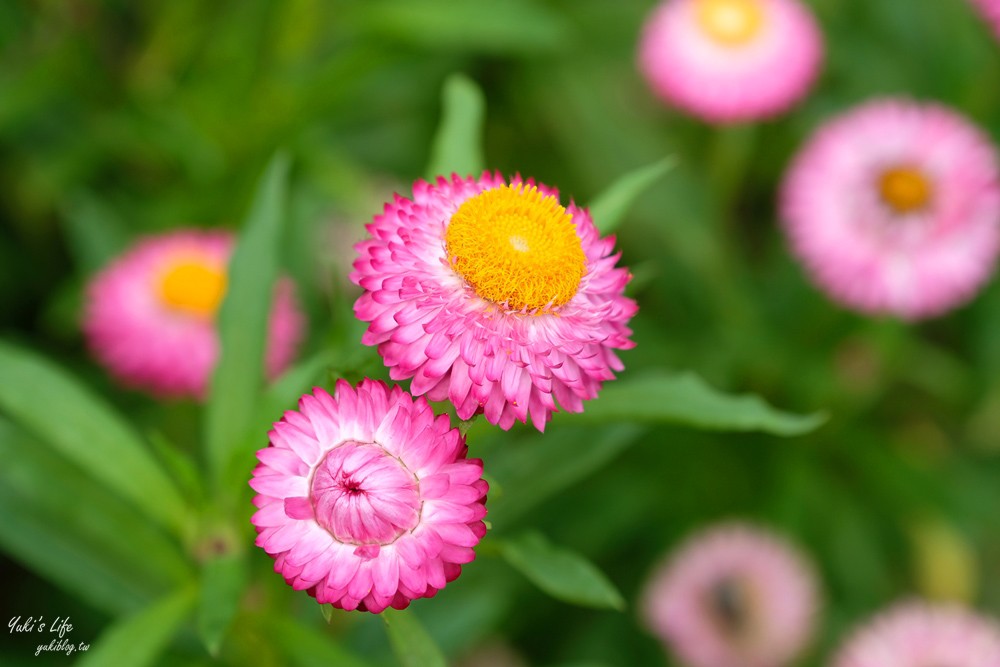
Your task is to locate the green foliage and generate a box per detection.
[0,341,189,535]
[76,586,197,667]
[382,608,448,667]
[500,532,625,611]
[572,371,826,436]
[205,154,289,493]
[197,553,249,656]
[426,74,486,178]
[589,158,678,234]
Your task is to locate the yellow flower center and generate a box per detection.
[445,184,586,312]
[879,166,932,214]
[695,0,766,46]
[158,258,228,317]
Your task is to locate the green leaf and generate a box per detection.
[588,157,678,235]
[426,74,485,179]
[357,0,571,56]
[267,612,373,667]
[381,608,448,667]
[76,586,197,667]
[571,371,826,436]
[0,340,189,534]
[58,191,129,274]
[205,153,290,487]
[197,553,248,656]
[254,349,336,438]
[0,419,192,614]
[500,532,625,611]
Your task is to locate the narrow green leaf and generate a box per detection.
[0,418,192,612]
[0,340,188,534]
[205,153,290,486]
[426,73,485,179]
[58,191,128,274]
[588,157,678,234]
[266,613,372,667]
[381,608,447,667]
[572,371,826,436]
[500,532,625,611]
[76,586,197,667]
[255,349,336,437]
[197,553,248,656]
[147,430,204,505]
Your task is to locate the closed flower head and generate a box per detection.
[83,229,302,399]
[781,99,1000,320]
[351,173,637,431]
[642,523,820,667]
[250,380,488,613]
[638,0,823,123]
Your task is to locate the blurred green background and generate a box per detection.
[2,0,1000,665]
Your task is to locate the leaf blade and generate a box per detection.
[196,553,248,656]
[426,74,485,179]
[588,157,678,234]
[572,371,826,436]
[76,586,197,667]
[205,153,290,486]
[0,340,189,533]
[500,532,624,611]
[381,608,448,667]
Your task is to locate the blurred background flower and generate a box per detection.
[642,522,820,667]
[83,228,303,399]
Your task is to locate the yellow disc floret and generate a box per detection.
[695,0,766,46]
[445,184,586,312]
[159,258,228,317]
[879,166,932,214]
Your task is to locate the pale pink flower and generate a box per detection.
[350,173,637,432]
[971,0,1000,40]
[830,601,1000,667]
[638,0,823,123]
[642,523,820,667]
[250,379,488,613]
[83,229,302,399]
[781,99,1000,319]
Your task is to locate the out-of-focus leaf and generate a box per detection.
[588,157,678,234]
[58,191,128,273]
[197,553,248,656]
[147,430,204,505]
[76,586,197,667]
[0,418,192,613]
[382,608,448,667]
[267,613,373,667]
[254,349,336,437]
[426,74,485,179]
[205,153,289,487]
[486,425,643,525]
[356,0,571,55]
[570,371,826,436]
[499,532,624,611]
[0,340,189,534]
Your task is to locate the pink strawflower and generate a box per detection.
[83,229,302,399]
[637,0,823,123]
[350,173,637,432]
[830,602,1000,667]
[971,0,1000,40]
[642,523,820,667]
[250,379,488,614]
[781,99,1000,320]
